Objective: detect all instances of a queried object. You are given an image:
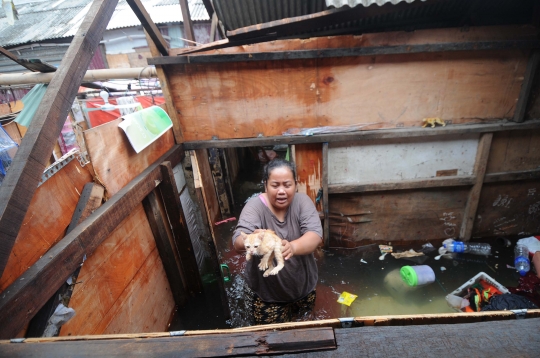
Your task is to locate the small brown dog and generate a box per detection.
[422,117,446,128]
[240,229,285,277]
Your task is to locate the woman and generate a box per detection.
[232,158,323,325]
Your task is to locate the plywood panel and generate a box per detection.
[169,49,528,141]
[2,121,22,145]
[105,53,130,69]
[486,129,540,173]
[84,115,175,196]
[328,188,470,246]
[473,180,540,237]
[329,135,479,184]
[295,143,322,205]
[59,205,173,335]
[0,159,92,292]
[194,149,221,225]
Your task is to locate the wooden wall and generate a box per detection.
[166,26,538,142]
[0,159,92,292]
[59,205,174,335]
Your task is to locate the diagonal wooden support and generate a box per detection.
[0,46,56,73]
[513,50,540,123]
[0,146,183,339]
[126,0,169,56]
[179,0,195,45]
[0,0,119,278]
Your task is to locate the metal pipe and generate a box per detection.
[0,67,158,85]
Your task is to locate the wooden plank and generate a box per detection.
[83,118,175,196]
[473,180,540,238]
[179,0,195,45]
[295,143,322,204]
[322,143,329,247]
[484,169,540,183]
[142,190,187,306]
[2,121,22,145]
[194,149,221,225]
[1,327,336,356]
[160,162,202,295]
[26,182,104,338]
[181,120,540,149]
[0,145,182,339]
[0,0,119,278]
[514,50,540,123]
[329,188,470,246]
[459,133,493,241]
[144,30,184,143]
[486,129,540,173]
[208,148,231,216]
[0,159,92,292]
[0,46,56,73]
[329,175,476,194]
[150,40,540,65]
[126,0,169,56]
[59,206,173,335]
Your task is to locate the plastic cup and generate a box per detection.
[400,265,435,287]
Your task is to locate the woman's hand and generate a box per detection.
[281,240,295,260]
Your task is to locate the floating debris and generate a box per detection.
[360,259,368,264]
[440,266,446,271]
[379,253,388,260]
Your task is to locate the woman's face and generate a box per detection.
[265,166,296,211]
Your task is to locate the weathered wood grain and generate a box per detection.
[83,117,175,196]
[486,129,540,173]
[514,50,540,123]
[329,188,470,246]
[329,176,475,194]
[142,190,187,306]
[295,143,322,204]
[0,146,182,339]
[194,149,221,225]
[459,133,493,241]
[0,0,119,278]
[0,159,92,292]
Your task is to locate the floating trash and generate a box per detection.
[337,291,358,306]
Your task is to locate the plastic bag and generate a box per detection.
[0,125,18,185]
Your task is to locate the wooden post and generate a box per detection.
[179,0,195,45]
[159,161,203,295]
[144,30,185,143]
[322,143,329,247]
[514,50,540,123]
[126,0,169,56]
[208,148,231,217]
[0,0,119,278]
[459,133,493,241]
[143,190,187,305]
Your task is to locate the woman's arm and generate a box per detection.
[233,236,246,253]
[281,231,322,260]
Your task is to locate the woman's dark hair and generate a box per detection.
[263,158,297,184]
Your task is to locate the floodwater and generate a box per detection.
[170,161,528,330]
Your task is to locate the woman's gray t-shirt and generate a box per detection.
[233,193,322,303]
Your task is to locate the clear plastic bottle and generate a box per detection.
[443,240,491,256]
[514,244,530,277]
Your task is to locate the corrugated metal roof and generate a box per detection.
[213,0,328,31]
[0,0,209,47]
[325,0,423,7]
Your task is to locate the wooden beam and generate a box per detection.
[0,0,119,278]
[149,40,540,65]
[0,146,183,339]
[208,148,231,217]
[0,327,336,356]
[159,162,202,295]
[144,30,184,143]
[182,119,540,150]
[26,182,104,338]
[459,133,493,241]
[322,143,329,248]
[513,50,540,123]
[484,168,540,183]
[0,46,56,73]
[179,0,195,45]
[126,0,169,56]
[142,190,187,306]
[329,175,476,194]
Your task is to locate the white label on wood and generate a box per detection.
[328,134,479,184]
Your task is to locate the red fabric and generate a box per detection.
[86,95,165,128]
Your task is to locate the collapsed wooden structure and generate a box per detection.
[1,0,540,355]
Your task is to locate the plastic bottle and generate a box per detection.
[443,240,491,256]
[514,244,530,277]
